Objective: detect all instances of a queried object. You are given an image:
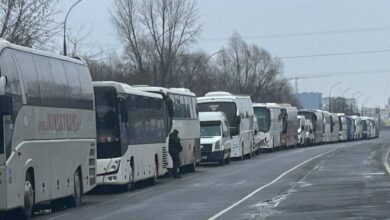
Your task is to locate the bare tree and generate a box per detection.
[0,0,57,47]
[111,0,200,86]
[214,32,298,106]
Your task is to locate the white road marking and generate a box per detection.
[127,189,153,197]
[383,145,390,175]
[208,148,339,220]
[47,213,71,220]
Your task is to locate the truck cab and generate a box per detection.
[199,112,232,165]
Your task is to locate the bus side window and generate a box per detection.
[0,49,22,120]
[33,55,55,107]
[49,59,68,108]
[64,62,82,108]
[13,51,41,105]
[77,66,94,110]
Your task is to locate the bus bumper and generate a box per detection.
[201,149,226,162]
[0,165,6,210]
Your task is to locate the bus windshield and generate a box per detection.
[200,122,221,137]
[197,102,238,135]
[95,91,121,159]
[254,107,270,132]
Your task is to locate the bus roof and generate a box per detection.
[0,38,86,65]
[93,81,162,99]
[199,112,227,122]
[132,85,196,96]
[198,92,251,103]
[253,103,267,107]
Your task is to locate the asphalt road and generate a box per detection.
[31,131,390,220]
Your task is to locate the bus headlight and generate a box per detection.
[214,141,220,150]
[108,160,121,173]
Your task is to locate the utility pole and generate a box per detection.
[63,0,83,56]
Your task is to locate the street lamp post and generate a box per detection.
[361,97,370,116]
[328,81,341,112]
[341,87,351,113]
[356,94,364,115]
[351,91,362,114]
[63,0,83,56]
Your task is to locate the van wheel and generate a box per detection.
[68,170,82,207]
[23,172,35,219]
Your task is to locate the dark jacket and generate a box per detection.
[169,133,183,155]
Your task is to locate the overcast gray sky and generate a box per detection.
[58,0,390,108]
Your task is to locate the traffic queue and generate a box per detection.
[0,40,379,219]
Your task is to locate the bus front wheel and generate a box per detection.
[23,171,35,219]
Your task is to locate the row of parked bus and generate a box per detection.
[0,40,379,219]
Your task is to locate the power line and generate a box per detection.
[287,69,390,80]
[280,49,390,59]
[201,26,390,42]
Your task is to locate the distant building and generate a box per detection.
[346,98,357,114]
[295,92,322,109]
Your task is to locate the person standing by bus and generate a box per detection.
[169,129,183,178]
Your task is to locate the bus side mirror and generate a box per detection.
[0,95,11,115]
[254,130,258,135]
[0,76,7,96]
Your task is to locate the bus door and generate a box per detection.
[0,95,12,165]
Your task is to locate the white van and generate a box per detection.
[199,112,232,165]
[197,92,255,159]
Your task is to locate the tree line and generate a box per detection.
[0,0,298,105]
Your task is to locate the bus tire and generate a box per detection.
[23,171,35,219]
[151,160,158,185]
[219,158,225,166]
[127,161,136,191]
[69,169,82,207]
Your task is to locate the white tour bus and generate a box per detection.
[322,111,332,143]
[298,109,324,145]
[337,113,348,141]
[197,92,255,159]
[351,116,363,139]
[297,115,309,147]
[330,113,340,142]
[253,103,282,152]
[0,40,97,218]
[280,104,298,148]
[93,82,168,190]
[134,86,201,172]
